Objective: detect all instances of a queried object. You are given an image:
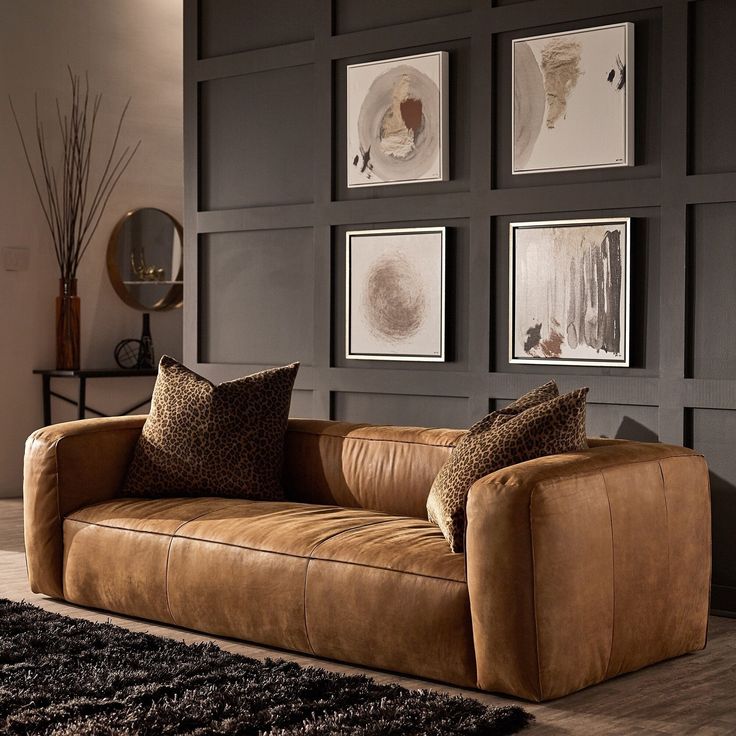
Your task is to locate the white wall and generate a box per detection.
[0,1,183,496]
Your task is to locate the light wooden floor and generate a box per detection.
[1,498,735,735]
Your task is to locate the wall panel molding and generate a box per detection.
[195,41,315,81]
[185,0,736,611]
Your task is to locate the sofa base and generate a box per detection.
[63,497,478,690]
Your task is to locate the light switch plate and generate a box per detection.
[2,247,30,272]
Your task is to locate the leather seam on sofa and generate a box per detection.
[306,518,397,558]
[40,435,64,594]
[64,518,328,562]
[172,535,314,562]
[64,506,460,585]
[64,514,466,584]
[600,469,617,681]
[41,436,63,537]
[302,566,315,656]
[287,428,458,449]
[63,518,193,541]
[163,505,233,623]
[658,460,671,555]
[658,460,672,621]
[301,518,398,654]
[306,554,468,584]
[45,426,143,442]
[509,450,704,495]
[528,486,544,701]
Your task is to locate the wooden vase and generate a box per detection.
[56,278,80,370]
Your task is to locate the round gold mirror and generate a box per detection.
[107,208,183,311]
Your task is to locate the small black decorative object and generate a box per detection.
[137,313,155,369]
[114,339,142,369]
[114,313,155,369]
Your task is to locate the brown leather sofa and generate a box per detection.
[23,415,711,701]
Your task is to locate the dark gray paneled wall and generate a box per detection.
[184,0,736,614]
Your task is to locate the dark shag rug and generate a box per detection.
[0,599,533,735]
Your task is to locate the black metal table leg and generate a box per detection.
[42,375,51,425]
[78,377,86,420]
[34,368,157,426]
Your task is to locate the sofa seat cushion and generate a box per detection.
[63,497,476,687]
[62,497,235,624]
[304,516,476,686]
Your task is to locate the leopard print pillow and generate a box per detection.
[123,357,299,500]
[465,380,559,437]
[426,381,557,536]
[427,386,588,552]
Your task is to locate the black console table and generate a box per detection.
[34,369,158,425]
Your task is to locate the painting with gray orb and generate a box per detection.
[346,227,445,361]
[512,22,634,174]
[347,52,448,187]
[509,218,630,367]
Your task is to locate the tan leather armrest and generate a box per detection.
[23,416,146,598]
[465,441,711,701]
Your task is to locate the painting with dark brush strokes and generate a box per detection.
[347,52,448,187]
[346,228,445,361]
[513,22,634,174]
[510,219,630,366]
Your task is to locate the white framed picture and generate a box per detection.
[346,227,446,361]
[509,218,631,366]
[512,22,634,174]
[347,51,449,187]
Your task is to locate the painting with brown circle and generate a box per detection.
[347,52,448,187]
[346,227,445,361]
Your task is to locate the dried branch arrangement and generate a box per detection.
[9,68,140,281]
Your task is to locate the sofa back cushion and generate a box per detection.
[284,420,464,518]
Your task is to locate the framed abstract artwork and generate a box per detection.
[346,227,446,361]
[509,218,631,366]
[347,51,449,187]
[512,22,634,174]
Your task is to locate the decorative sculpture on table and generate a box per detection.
[114,313,155,370]
[10,68,140,370]
[130,243,165,282]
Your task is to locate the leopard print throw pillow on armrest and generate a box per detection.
[427,384,588,552]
